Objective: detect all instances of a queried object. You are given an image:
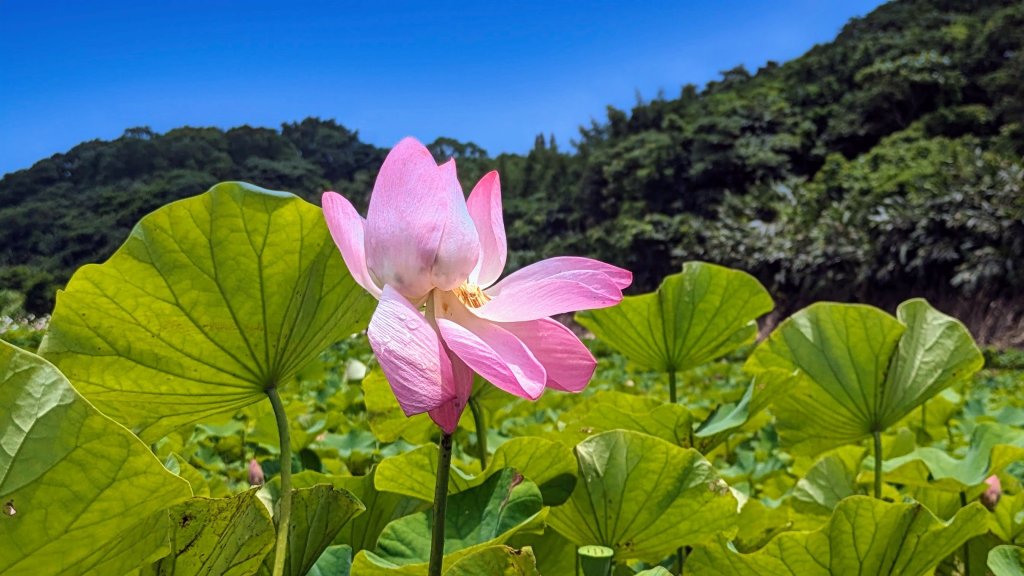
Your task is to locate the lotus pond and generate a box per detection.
[2,181,1024,576]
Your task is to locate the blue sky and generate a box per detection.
[0,0,887,176]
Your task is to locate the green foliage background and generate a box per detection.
[2,0,1022,345]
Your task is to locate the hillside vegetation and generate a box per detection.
[1,0,1021,342]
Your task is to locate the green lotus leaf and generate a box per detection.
[258,484,365,576]
[375,436,577,506]
[881,423,1024,491]
[39,182,375,442]
[444,545,540,576]
[576,261,773,372]
[746,298,983,454]
[351,469,548,573]
[557,391,694,448]
[306,545,352,576]
[990,545,1024,576]
[688,496,990,576]
[149,490,275,576]
[0,340,192,575]
[548,430,738,563]
[791,446,866,515]
[635,569,673,576]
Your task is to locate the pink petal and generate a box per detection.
[430,159,481,292]
[368,286,454,416]
[433,291,546,401]
[475,257,631,322]
[503,318,596,393]
[428,349,474,434]
[495,256,633,290]
[322,191,382,299]
[466,171,507,288]
[364,138,479,302]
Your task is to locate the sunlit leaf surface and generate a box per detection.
[39,182,375,441]
[576,261,773,372]
[0,340,192,575]
[747,298,983,454]
[689,496,989,576]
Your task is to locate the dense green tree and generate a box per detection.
[1,0,1021,343]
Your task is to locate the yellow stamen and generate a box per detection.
[453,282,491,308]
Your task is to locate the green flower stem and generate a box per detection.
[668,369,678,404]
[267,387,292,576]
[469,397,488,468]
[960,491,970,576]
[429,432,454,576]
[873,430,883,499]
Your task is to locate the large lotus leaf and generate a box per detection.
[376,436,577,506]
[557,390,694,448]
[258,484,365,576]
[148,490,275,575]
[0,341,192,575]
[548,430,738,563]
[881,423,1024,491]
[990,545,1024,576]
[351,469,548,573]
[746,299,983,454]
[576,261,773,372]
[445,545,540,576]
[688,496,990,576]
[39,182,375,441]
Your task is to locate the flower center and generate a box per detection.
[452,282,490,308]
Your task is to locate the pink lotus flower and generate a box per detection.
[323,138,631,432]
[981,474,1002,510]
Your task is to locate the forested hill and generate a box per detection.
[2,0,1022,343]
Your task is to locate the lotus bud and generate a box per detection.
[248,458,265,487]
[981,474,1002,510]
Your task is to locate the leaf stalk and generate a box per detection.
[873,429,883,499]
[668,369,678,404]
[267,387,292,576]
[469,397,488,468]
[960,490,971,576]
